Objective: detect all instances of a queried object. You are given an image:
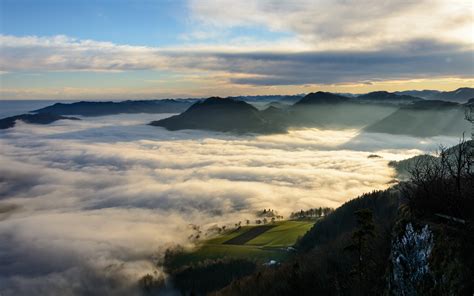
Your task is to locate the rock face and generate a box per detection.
[0,113,80,129]
[388,223,434,296]
[150,97,286,134]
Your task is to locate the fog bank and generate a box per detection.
[0,113,460,295]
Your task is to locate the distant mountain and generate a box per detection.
[288,92,398,128]
[232,95,303,104]
[293,91,350,105]
[405,99,459,109]
[262,101,291,110]
[233,95,304,110]
[150,97,286,134]
[356,91,422,104]
[0,113,80,129]
[335,92,358,98]
[396,87,474,103]
[365,100,470,137]
[431,87,474,102]
[32,99,197,116]
[260,106,290,126]
[395,89,440,99]
[150,93,402,133]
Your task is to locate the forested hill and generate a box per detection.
[32,99,197,116]
[149,97,287,134]
[365,100,470,137]
[213,139,474,296]
[0,113,80,129]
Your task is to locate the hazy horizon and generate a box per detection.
[0,85,472,101]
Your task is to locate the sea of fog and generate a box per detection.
[0,101,462,295]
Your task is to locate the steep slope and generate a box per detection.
[212,140,474,296]
[150,97,286,133]
[0,113,80,129]
[215,189,400,296]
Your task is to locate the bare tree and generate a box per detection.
[465,104,474,139]
[405,135,473,219]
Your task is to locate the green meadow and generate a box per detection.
[168,220,315,268]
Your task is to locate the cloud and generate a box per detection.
[188,39,474,85]
[1,0,473,98]
[0,35,167,72]
[188,0,473,48]
[0,113,461,294]
[1,35,472,91]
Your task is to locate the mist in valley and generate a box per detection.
[0,112,464,295]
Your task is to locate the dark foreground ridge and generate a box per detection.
[0,113,80,129]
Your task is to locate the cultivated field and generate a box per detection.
[169,220,315,268]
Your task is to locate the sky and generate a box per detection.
[0,0,473,99]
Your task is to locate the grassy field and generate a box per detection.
[168,220,315,268]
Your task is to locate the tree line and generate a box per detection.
[289,207,333,220]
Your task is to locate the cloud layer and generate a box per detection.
[1,35,472,90]
[188,0,473,48]
[0,113,461,295]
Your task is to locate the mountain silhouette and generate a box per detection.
[0,113,80,129]
[150,97,286,133]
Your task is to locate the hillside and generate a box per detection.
[293,91,350,105]
[213,189,400,296]
[149,92,470,134]
[212,140,474,296]
[396,87,474,103]
[289,92,398,128]
[33,99,196,116]
[162,220,315,295]
[365,100,470,137]
[0,113,80,129]
[150,97,286,134]
[356,91,422,104]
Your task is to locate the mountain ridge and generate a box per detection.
[150,97,286,134]
[0,113,80,129]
